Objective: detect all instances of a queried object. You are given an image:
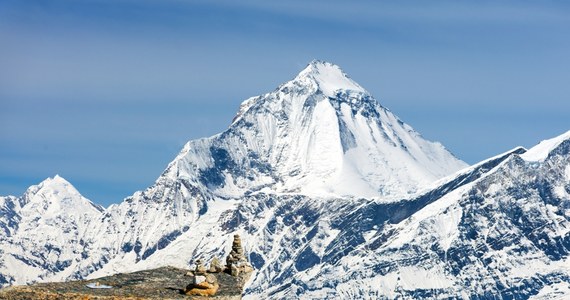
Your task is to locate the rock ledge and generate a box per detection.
[0,266,244,300]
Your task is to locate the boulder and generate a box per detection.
[185,273,219,296]
[209,257,223,273]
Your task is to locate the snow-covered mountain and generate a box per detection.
[309,131,570,299]
[165,60,467,200]
[0,175,103,285]
[1,60,569,299]
[138,131,568,299]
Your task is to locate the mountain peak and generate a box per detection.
[294,60,366,97]
[302,59,340,73]
[47,174,69,184]
[232,60,368,125]
[22,175,103,213]
[37,174,75,193]
[175,61,467,199]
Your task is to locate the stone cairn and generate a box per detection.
[225,234,253,279]
[184,234,253,296]
[184,258,219,296]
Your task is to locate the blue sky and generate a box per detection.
[1,0,569,207]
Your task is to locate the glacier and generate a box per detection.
[1,60,569,299]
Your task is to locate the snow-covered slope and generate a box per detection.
[82,131,570,299]
[521,130,570,162]
[167,60,467,199]
[262,130,569,299]
[141,131,566,299]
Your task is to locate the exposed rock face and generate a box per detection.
[0,266,244,299]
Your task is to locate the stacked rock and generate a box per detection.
[184,259,219,296]
[185,235,254,296]
[225,234,253,279]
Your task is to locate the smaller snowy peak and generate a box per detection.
[25,175,78,199]
[22,175,103,213]
[521,130,570,162]
[295,60,367,97]
[43,174,73,188]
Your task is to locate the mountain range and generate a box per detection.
[1,60,569,299]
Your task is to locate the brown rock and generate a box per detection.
[0,266,244,299]
[195,259,207,275]
[230,264,240,277]
[185,269,221,296]
[209,257,223,273]
[185,279,219,296]
[206,274,217,284]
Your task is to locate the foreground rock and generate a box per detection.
[0,266,244,299]
[185,259,219,297]
[184,235,253,297]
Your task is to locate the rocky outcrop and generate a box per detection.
[0,266,244,299]
[0,235,254,299]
